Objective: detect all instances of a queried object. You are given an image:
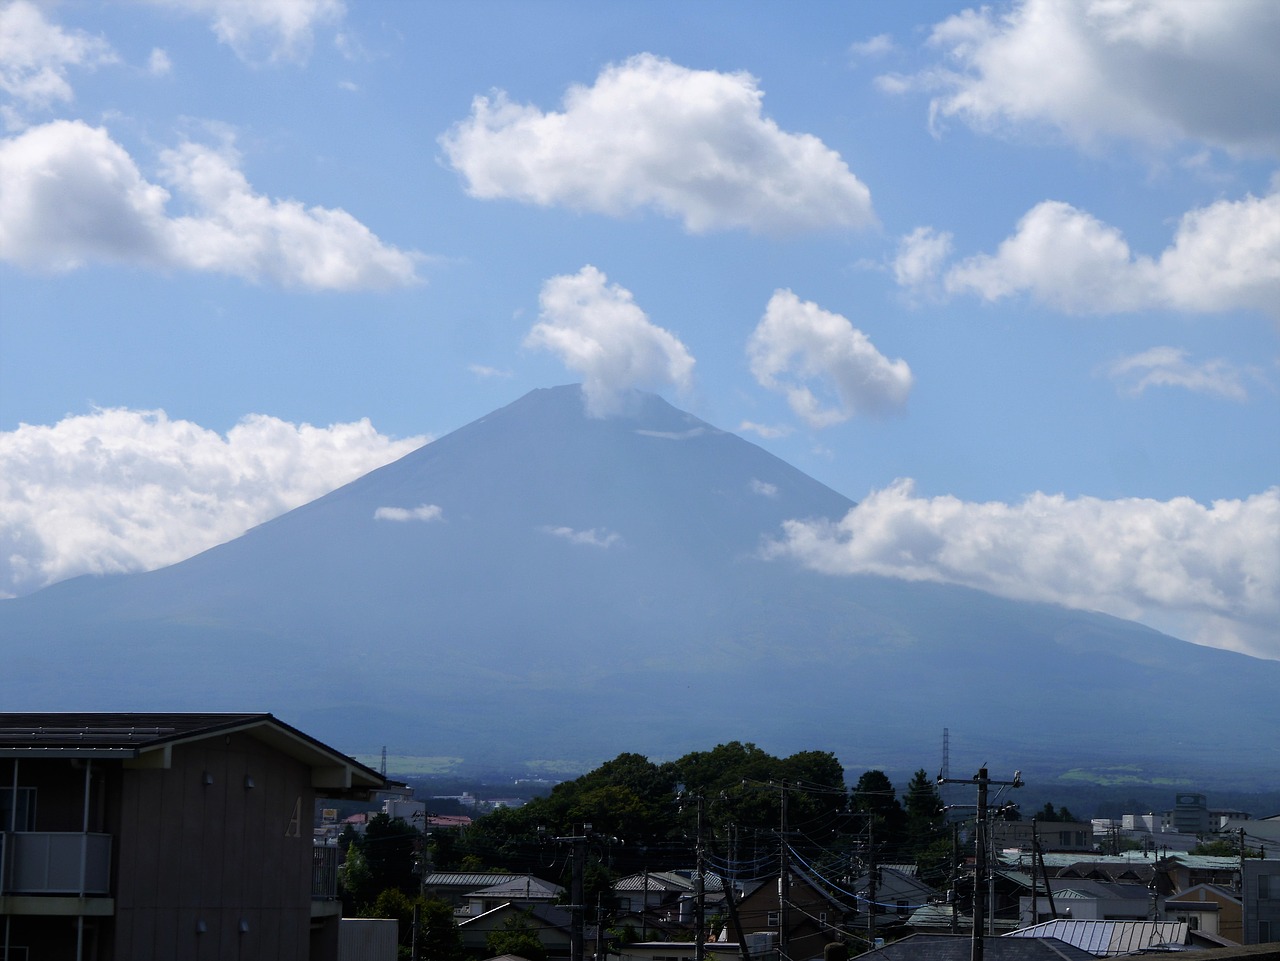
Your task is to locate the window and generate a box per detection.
[1259,921,1272,942]
[0,788,35,831]
[897,899,908,917]
[1260,875,1275,900]
[767,911,779,927]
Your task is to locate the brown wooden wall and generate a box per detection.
[112,732,318,961]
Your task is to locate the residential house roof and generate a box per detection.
[1006,920,1188,955]
[858,934,1098,961]
[0,712,384,792]
[470,876,564,900]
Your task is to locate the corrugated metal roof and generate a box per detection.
[424,873,538,887]
[1006,919,1188,955]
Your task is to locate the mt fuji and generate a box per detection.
[2,385,1276,780]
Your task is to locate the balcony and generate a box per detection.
[1,832,112,895]
[312,842,340,900]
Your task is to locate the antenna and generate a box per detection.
[941,727,950,782]
[380,745,387,778]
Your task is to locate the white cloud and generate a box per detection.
[766,479,1280,659]
[148,48,172,77]
[541,525,622,549]
[527,265,695,418]
[747,289,913,428]
[738,421,793,440]
[849,34,895,61]
[938,191,1280,315]
[0,1,116,125]
[0,119,421,288]
[1106,346,1250,400]
[440,52,875,234]
[901,0,1280,156]
[468,364,512,380]
[893,225,954,289]
[0,408,428,598]
[374,504,444,523]
[145,0,346,64]
[750,479,779,498]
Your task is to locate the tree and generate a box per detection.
[1036,803,1077,823]
[341,839,375,913]
[417,897,465,961]
[362,814,420,897]
[852,770,906,854]
[486,910,548,961]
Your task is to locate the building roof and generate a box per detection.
[859,934,1098,961]
[614,871,725,894]
[1006,920,1189,955]
[470,876,563,899]
[0,712,384,792]
[425,873,543,889]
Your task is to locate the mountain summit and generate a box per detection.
[3,385,1277,778]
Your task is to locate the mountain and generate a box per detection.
[3,384,1278,783]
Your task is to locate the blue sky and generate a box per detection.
[0,0,1276,656]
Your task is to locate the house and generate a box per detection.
[0,712,385,961]
[419,872,562,916]
[1017,878,1157,925]
[735,870,853,961]
[848,867,940,932]
[612,870,727,936]
[1164,882,1242,941]
[458,901,585,960]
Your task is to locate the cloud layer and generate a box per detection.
[441,53,875,234]
[767,479,1280,658]
[0,409,427,597]
[0,120,420,288]
[747,290,913,428]
[899,0,1280,155]
[527,266,695,417]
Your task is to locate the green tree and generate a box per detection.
[1036,803,1077,823]
[362,814,421,897]
[341,839,375,913]
[852,770,906,854]
[417,897,465,961]
[486,910,548,961]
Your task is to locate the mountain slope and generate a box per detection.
[3,385,1277,779]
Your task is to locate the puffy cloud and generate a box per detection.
[145,0,346,64]
[541,525,622,549]
[900,0,1280,155]
[374,504,443,523]
[440,53,874,235]
[0,1,116,125]
[527,265,695,418]
[766,479,1280,658]
[0,409,429,597]
[0,119,421,288]
[937,191,1280,315]
[738,421,793,440]
[747,289,913,428]
[1106,346,1249,400]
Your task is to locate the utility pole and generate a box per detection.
[938,768,1023,961]
[867,818,877,947]
[696,793,706,961]
[780,781,790,961]
[554,825,591,961]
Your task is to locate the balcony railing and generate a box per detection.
[312,843,340,900]
[1,832,112,895]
